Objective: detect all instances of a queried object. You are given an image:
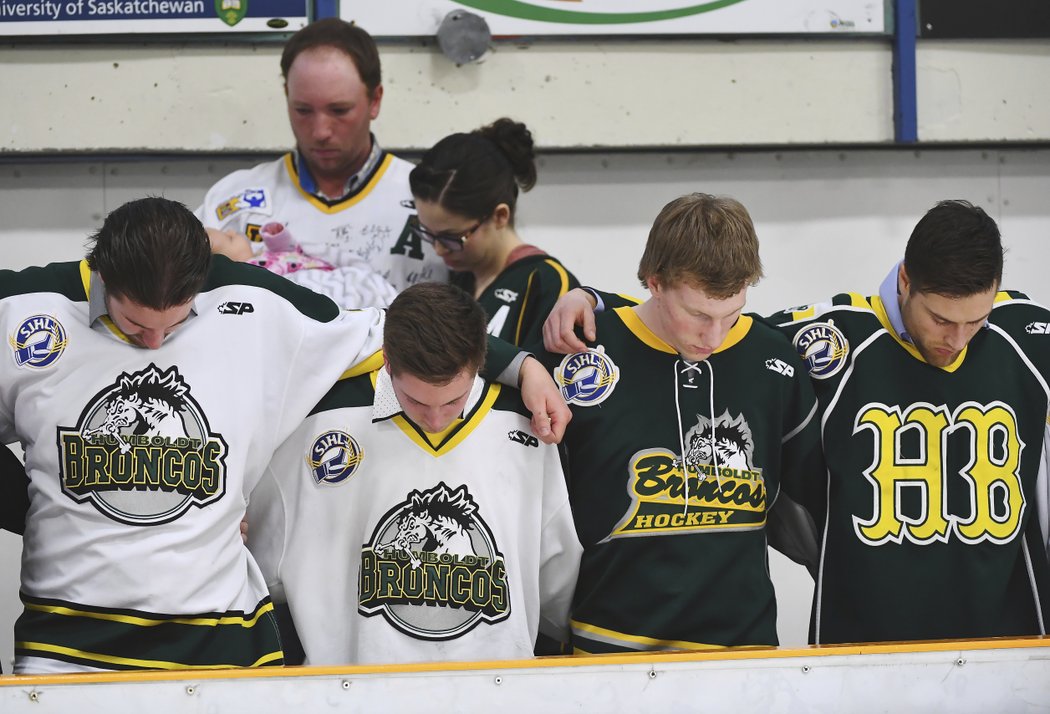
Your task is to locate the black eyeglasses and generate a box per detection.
[408,214,488,253]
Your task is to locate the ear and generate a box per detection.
[491,203,512,229]
[645,275,663,296]
[898,262,911,297]
[369,84,384,120]
[383,356,392,375]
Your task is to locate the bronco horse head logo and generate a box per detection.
[83,365,189,453]
[683,411,755,475]
[378,484,479,569]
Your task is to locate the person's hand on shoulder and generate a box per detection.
[543,288,598,355]
[518,356,571,444]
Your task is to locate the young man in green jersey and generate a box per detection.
[537,193,822,653]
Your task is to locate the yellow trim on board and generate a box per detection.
[4,637,1047,687]
[287,153,393,214]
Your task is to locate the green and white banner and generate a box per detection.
[345,0,886,36]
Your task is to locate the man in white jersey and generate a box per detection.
[0,197,568,673]
[249,283,581,664]
[196,19,445,299]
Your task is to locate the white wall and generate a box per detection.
[2,37,1050,152]
[2,146,1049,671]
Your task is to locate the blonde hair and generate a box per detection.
[637,193,763,299]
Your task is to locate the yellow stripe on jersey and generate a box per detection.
[21,600,275,629]
[341,348,385,381]
[391,383,502,456]
[286,153,394,214]
[994,290,1014,304]
[16,641,282,670]
[869,294,968,373]
[570,619,728,652]
[546,258,571,295]
[615,307,675,354]
[97,315,133,344]
[512,259,571,346]
[846,292,870,308]
[790,292,871,322]
[614,307,753,355]
[714,315,752,353]
[79,259,92,296]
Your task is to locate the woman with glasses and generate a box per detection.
[408,118,579,349]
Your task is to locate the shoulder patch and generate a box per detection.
[214,188,271,222]
[307,430,364,486]
[792,320,850,379]
[10,314,68,369]
[555,346,620,406]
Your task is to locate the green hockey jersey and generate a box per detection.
[544,306,822,653]
[452,252,578,350]
[770,291,1050,644]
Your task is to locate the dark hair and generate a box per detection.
[281,19,381,97]
[86,197,211,310]
[409,117,536,224]
[904,200,1003,297]
[384,282,488,383]
[637,193,763,298]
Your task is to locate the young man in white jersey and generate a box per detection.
[248,282,581,664]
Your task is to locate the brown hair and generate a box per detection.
[409,118,536,225]
[281,19,381,97]
[384,282,488,383]
[637,193,763,299]
[904,199,1003,297]
[86,197,211,309]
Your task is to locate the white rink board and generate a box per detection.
[1,641,1049,713]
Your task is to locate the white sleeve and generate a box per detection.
[246,465,288,599]
[285,265,399,310]
[537,450,582,643]
[273,306,385,453]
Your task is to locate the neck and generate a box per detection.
[302,145,372,199]
[633,299,667,345]
[472,228,523,298]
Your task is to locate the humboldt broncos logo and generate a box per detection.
[606,412,767,541]
[359,483,510,640]
[57,365,228,526]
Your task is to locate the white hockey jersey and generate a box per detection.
[247,368,581,665]
[0,257,385,673]
[195,152,448,296]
